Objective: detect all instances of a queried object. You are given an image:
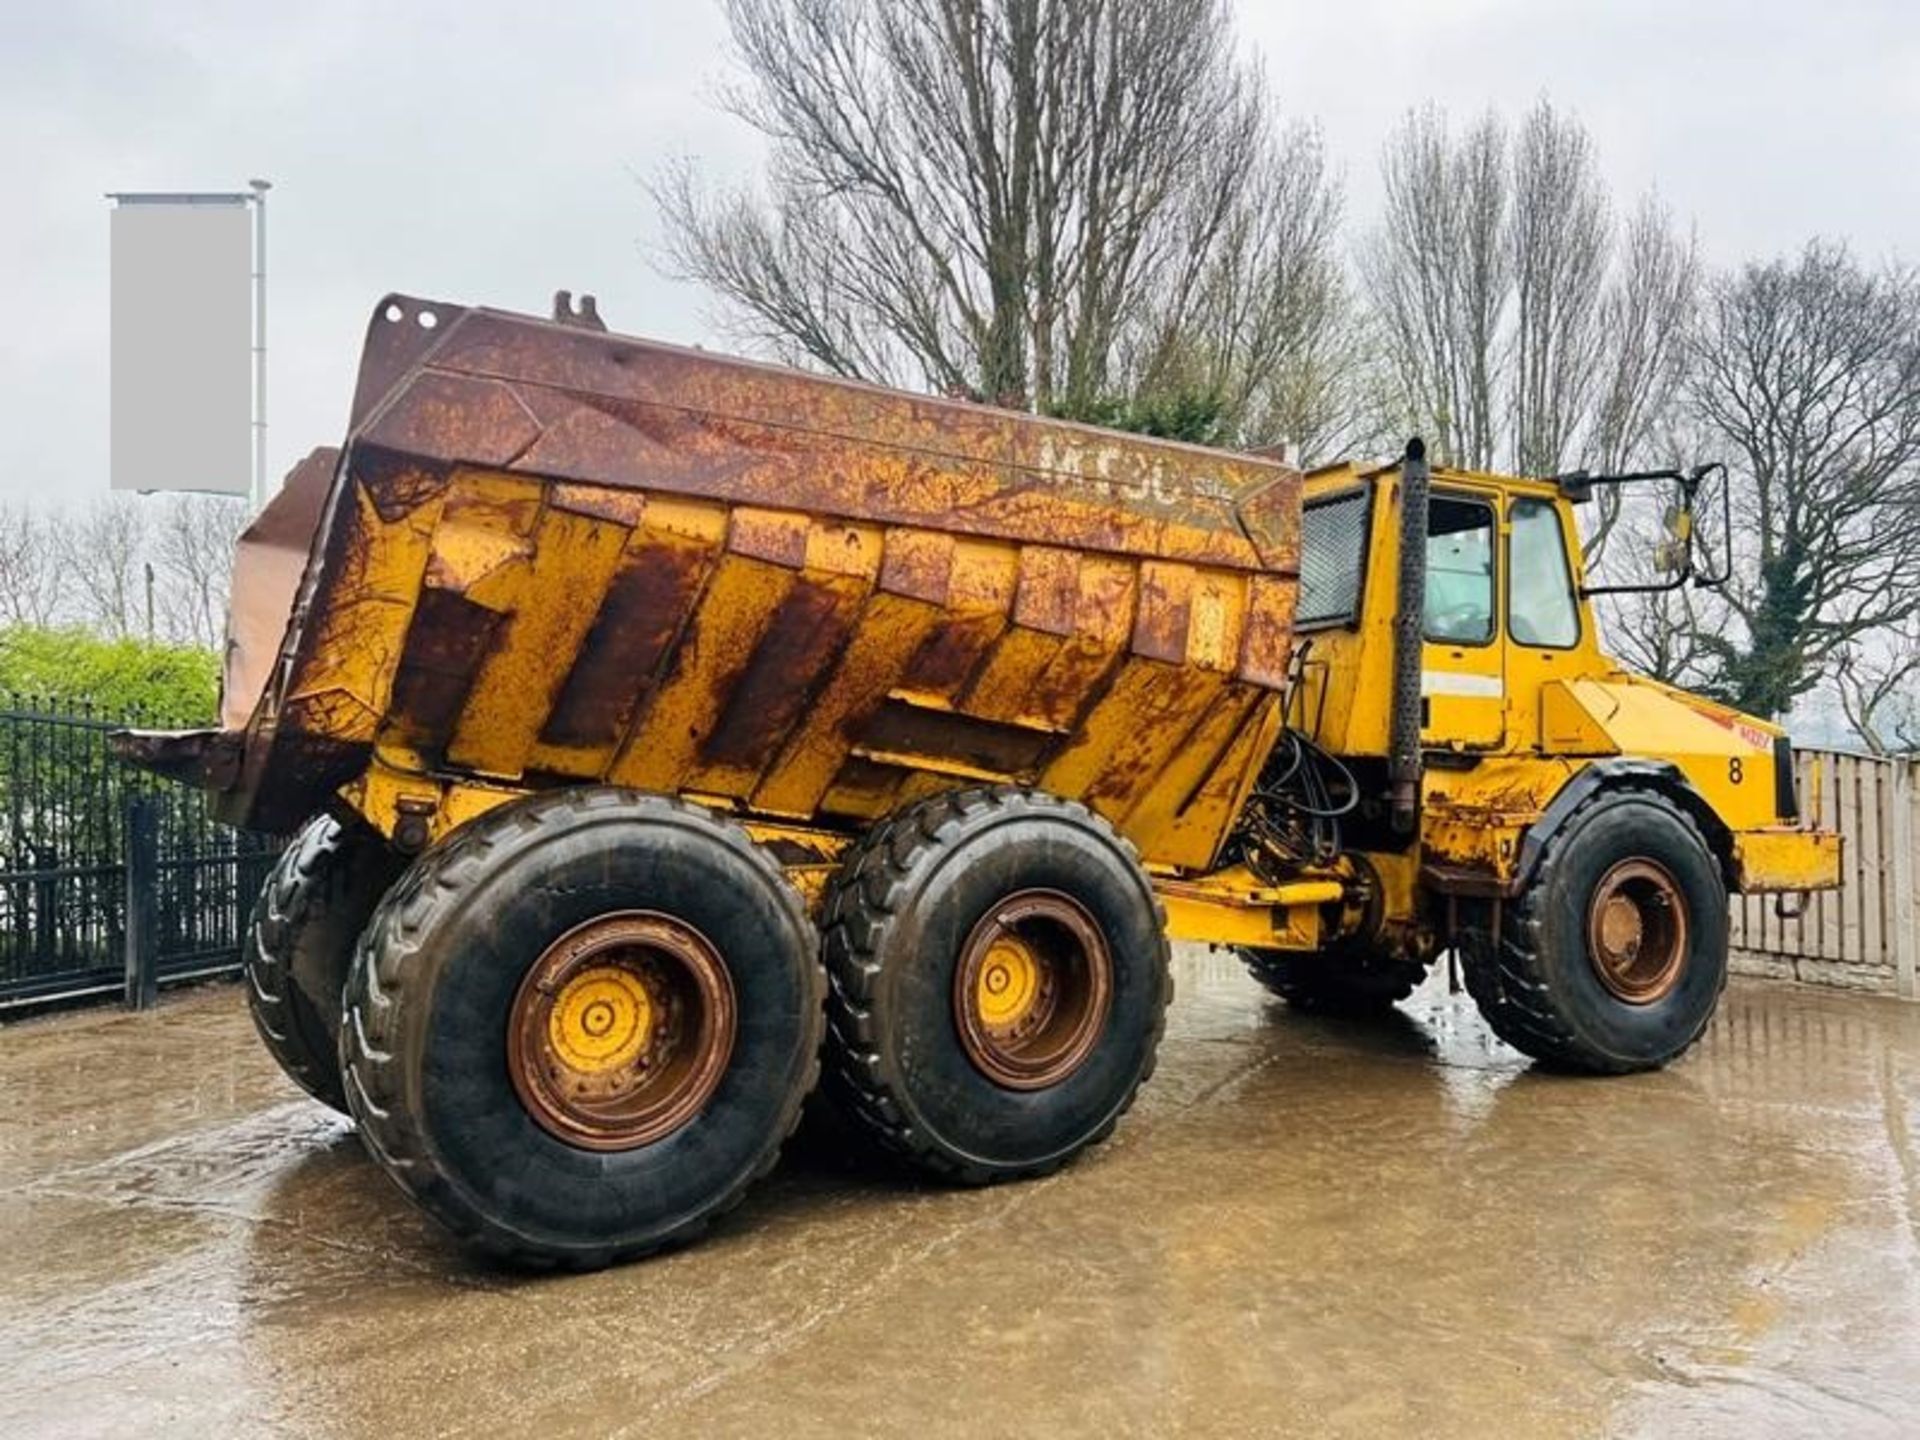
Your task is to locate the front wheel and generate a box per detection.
[1458,788,1728,1074]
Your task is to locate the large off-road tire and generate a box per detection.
[1238,943,1426,1014]
[820,787,1171,1185]
[244,814,404,1112]
[339,788,824,1269]
[1458,788,1728,1074]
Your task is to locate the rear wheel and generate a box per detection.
[820,787,1170,1184]
[1458,788,1727,1074]
[243,815,403,1112]
[339,789,824,1268]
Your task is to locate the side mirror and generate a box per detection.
[1654,502,1693,574]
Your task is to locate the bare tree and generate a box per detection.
[1686,241,1920,719]
[1365,100,1696,492]
[1589,197,1701,473]
[659,0,1349,441]
[58,497,147,638]
[1363,105,1508,469]
[1508,101,1609,479]
[1834,622,1920,754]
[153,494,249,649]
[0,503,60,628]
[1578,196,1702,562]
[1113,122,1366,459]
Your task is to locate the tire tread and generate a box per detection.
[338,788,824,1269]
[819,786,1171,1185]
[1459,785,1726,1074]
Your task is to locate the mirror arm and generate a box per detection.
[1575,460,1731,598]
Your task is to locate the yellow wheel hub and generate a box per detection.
[547,964,654,1077]
[508,912,738,1152]
[953,890,1114,1091]
[975,936,1044,1032]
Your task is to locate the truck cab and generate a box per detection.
[1282,457,1839,962]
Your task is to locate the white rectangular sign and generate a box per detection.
[110,199,251,495]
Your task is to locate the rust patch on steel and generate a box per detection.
[856,700,1055,780]
[360,372,541,470]
[1238,574,1299,689]
[540,538,716,750]
[1011,547,1081,637]
[818,756,912,820]
[1234,467,1305,572]
[353,452,452,524]
[878,529,956,603]
[900,614,1009,699]
[727,508,813,569]
[387,588,507,748]
[1131,562,1195,664]
[374,300,1300,570]
[220,446,338,731]
[699,578,864,774]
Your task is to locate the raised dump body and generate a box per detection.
[156,293,1305,872]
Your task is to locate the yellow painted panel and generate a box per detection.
[751,593,949,817]
[1539,680,1619,755]
[962,627,1070,726]
[609,554,797,791]
[682,568,877,799]
[286,479,448,743]
[1733,829,1844,893]
[1119,686,1268,871]
[1185,569,1247,673]
[444,506,629,779]
[1043,661,1231,859]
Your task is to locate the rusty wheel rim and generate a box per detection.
[954,889,1112,1090]
[1587,858,1689,1005]
[508,912,736,1151]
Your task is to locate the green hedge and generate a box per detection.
[0,626,220,724]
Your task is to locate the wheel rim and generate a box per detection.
[1586,858,1689,1005]
[953,889,1112,1090]
[508,912,736,1151]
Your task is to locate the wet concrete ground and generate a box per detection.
[2,947,1918,1439]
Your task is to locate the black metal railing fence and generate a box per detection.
[0,696,279,1010]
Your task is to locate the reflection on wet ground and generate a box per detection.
[2,948,1917,1438]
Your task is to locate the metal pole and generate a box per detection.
[1894,758,1917,1001]
[249,178,271,511]
[123,794,158,1011]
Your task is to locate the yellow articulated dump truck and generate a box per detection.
[120,293,1841,1268]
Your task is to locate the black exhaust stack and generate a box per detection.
[1389,437,1429,835]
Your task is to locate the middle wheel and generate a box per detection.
[821,786,1171,1184]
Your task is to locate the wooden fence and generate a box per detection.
[1730,749,1919,999]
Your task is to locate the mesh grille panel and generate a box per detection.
[1297,489,1369,627]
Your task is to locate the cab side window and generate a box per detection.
[1508,498,1580,648]
[1424,496,1495,644]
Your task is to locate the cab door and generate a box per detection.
[1419,491,1505,749]
[1502,494,1588,749]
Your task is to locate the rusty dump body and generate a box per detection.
[145,294,1303,875]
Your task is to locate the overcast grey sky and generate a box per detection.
[2,0,1915,505]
